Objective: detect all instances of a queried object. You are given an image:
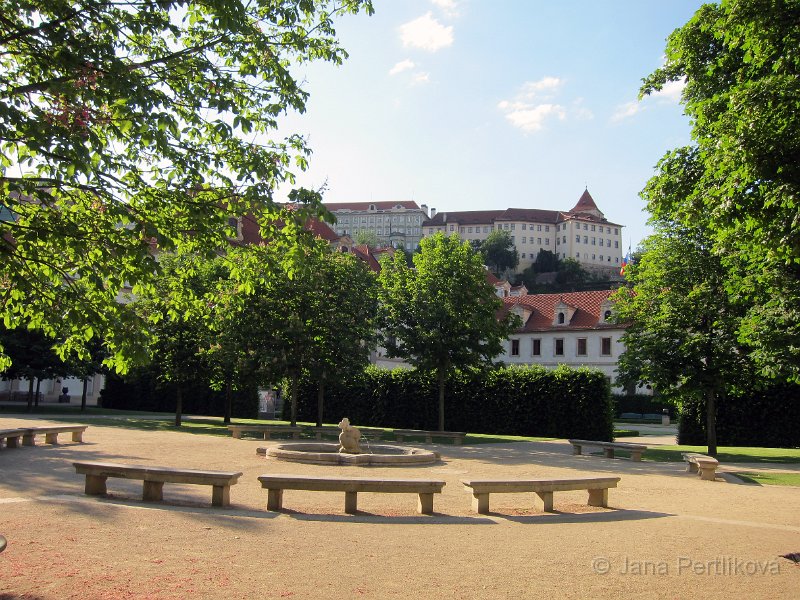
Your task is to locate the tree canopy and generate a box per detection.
[378,233,520,431]
[640,0,800,380]
[0,0,373,372]
[478,229,519,276]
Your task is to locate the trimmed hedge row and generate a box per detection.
[678,384,800,448]
[289,365,614,440]
[613,394,675,418]
[100,368,259,419]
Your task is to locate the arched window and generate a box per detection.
[604,310,612,321]
[558,313,565,324]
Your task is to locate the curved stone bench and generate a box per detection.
[22,425,87,446]
[0,429,25,449]
[228,425,303,440]
[393,429,466,445]
[682,453,719,481]
[258,474,446,514]
[568,439,647,461]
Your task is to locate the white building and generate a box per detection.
[498,289,642,395]
[325,201,430,250]
[422,189,623,276]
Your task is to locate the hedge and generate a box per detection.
[288,364,613,440]
[100,367,259,419]
[613,394,675,419]
[678,384,800,448]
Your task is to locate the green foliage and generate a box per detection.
[478,229,519,275]
[353,230,379,248]
[613,394,674,419]
[640,0,800,380]
[678,383,800,448]
[517,253,608,293]
[291,365,614,440]
[0,0,374,372]
[378,233,520,430]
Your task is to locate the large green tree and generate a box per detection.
[0,0,373,372]
[479,229,519,276]
[612,221,750,456]
[378,233,520,431]
[641,0,800,380]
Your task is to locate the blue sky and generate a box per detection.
[276,1,706,249]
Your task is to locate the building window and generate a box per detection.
[554,338,564,356]
[450,225,454,231]
[545,238,549,245]
[511,339,520,356]
[615,228,619,234]
[532,338,541,356]
[601,337,612,356]
[583,236,588,244]
[484,226,489,233]
[521,252,526,258]
[468,227,473,233]
[522,224,527,230]
[557,312,565,324]
[576,235,580,243]
[545,225,550,232]
[591,225,595,231]
[562,235,567,243]
[511,224,515,231]
[615,241,619,248]
[591,237,596,245]
[577,338,587,356]
[460,227,464,233]
[583,224,588,230]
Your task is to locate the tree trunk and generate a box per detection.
[437,367,446,432]
[26,378,34,412]
[34,378,41,409]
[290,372,299,427]
[223,380,232,425]
[316,376,325,428]
[705,388,717,457]
[80,378,88,412]
[175,385,183,427]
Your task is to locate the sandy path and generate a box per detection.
[1,416,798,599]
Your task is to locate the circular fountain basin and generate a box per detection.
[261,442,439,466]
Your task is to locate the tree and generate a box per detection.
[479,230,519,276]
[0,326,67,410]
[353,230,379,248]
[532,249,560,273]
[0,0,374,372]
[641,0,800,380]
[612,221,749,456]
[378,233,520,431]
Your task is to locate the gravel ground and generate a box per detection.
[1,416,798,599]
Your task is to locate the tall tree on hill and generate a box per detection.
[640,0,800,381]
[0,0,374,373]
[479,230,519,276]
[378,233,520,431]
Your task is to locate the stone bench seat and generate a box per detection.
[0,429,25,449]
[73,461,242,507]
[227,425,303,440]
[393,429,466,445]
[568,439,647,461]
[258,474,446,515]
[682,452,720,481]
[21,425,88,446]
[461,476,621,514]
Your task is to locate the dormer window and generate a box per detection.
[557,313,565,324]
[369,204,376,211]
[600,299,614,323]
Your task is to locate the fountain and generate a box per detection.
[261,418,439,466]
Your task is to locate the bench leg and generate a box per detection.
[698,466,716,481]
[686,462,698,473]
[6,437,19,449]
[344,491,358,514]
[267,489,283,511]
[85,475,107,495]
[417,493,434,515]
[264,432,272,440]
[630,451,642,462]
[142,481,164,502]
[603,448,615,459]
[572,444,582,455]
[45,433,59,444]
[471,493,490,515]
[535,491,554,512]
[424,435,433,444]
[315,432,323,440]
[588,488,609,508]
[212,485,230,507]
[22,433,35,446]
[71,431,84,442]
[292,432,301,439]
[232,430,242,439]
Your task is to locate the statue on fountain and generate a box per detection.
[338,418,362,454]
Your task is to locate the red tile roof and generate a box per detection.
[502,289,621,332]
[569,189,600,214]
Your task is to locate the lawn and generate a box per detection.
[643,445,800,464]
[730,472,800,487]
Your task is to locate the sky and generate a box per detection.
[275,0,707,250]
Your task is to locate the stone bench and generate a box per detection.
[258,474,446,515]
[21,425,88,446]
[73,461,242,507]
[568,439,647,461]
[682,453,719,481]
[0,429,25,449]
[461,476,621,514]
[393,429,466,445]
[228,425,303,440]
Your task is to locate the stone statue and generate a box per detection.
[338,418,362,454]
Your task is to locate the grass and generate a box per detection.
[730,472,800,487]
[643,445,800,464]
[613,429,639,438]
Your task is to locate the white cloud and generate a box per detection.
[399,12,454,52]
[611,101,641,122]
[412,72,431,85]
[431,0,459,17]
[389,59,415,76]
[500,103,566,133]
[651,78,685,103]
[498,78,569,133]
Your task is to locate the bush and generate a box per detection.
[678,384,800,448]
[100,367,259,419]
[613,394,675,418]
[290,365,613,440]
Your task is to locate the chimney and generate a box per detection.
[431,208,437,219]
[421,204,429,217]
